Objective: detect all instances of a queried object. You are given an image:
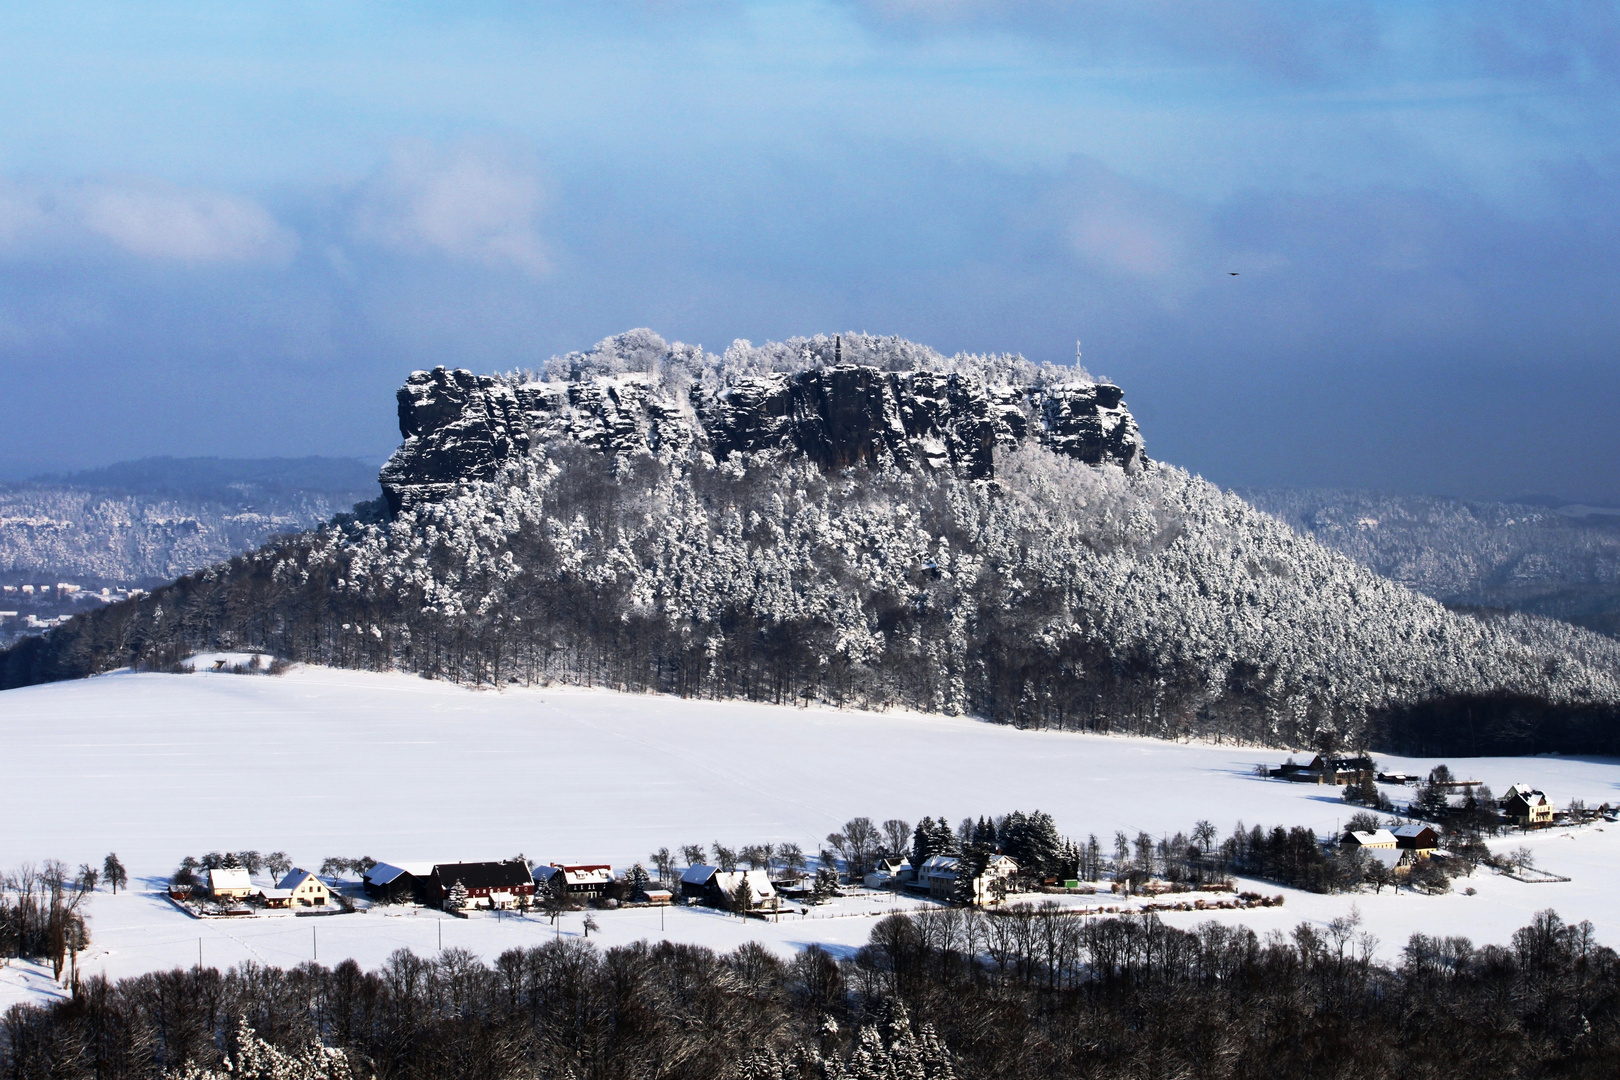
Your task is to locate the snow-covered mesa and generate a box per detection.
[2,663,1618,1009]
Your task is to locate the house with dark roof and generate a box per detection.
[678,865,777,909]
[548,864,613,900]
[364,862,434,904]
[426,861,535,910]
[1503,786,1554,828]
[1391,824,1439,858]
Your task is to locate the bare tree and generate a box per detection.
[779,843,806,882]
[836,817,882,880]
[681,844,707,868]
[712,843,738,872]
[650,847,674,886]
[882,819,913,860]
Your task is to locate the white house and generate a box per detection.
[915,853,1018,904]
[864,857,913,889]
[276,868,332,907]
[207,867,253,899]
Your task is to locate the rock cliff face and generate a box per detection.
[380,364,1144,514]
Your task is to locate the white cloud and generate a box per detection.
[0,176,295,265]
[81,183,296,264]
[355,141,550,272]
[78,182,296,265]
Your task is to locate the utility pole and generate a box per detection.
[198,938,203,969]
[438,919,442,951]
[313,927,318,962]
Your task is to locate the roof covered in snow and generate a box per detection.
[208,868,251,891]
[365,862,434,886]
[681,864,718,886]
[276,869,323,890]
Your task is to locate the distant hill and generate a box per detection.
[0,456,380,591]
[31,455,380,504]
[1243,488,1620,637]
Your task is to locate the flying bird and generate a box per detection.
[1228,272,1239,276]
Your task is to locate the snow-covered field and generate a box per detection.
[3,663,1619,1008]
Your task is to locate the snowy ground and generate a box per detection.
[3,663,1618,1008]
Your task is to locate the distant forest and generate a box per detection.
[0,456,379,588]
[1248,487,1620,637]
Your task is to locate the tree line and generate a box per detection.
[3,908,1615,1078]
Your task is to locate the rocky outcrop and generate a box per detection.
[380,364,1144,513]
[379,368,530,515]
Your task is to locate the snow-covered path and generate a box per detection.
[3,664,1618,1007]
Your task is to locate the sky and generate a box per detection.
[1,1,1617,502]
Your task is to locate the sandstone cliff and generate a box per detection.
[380,363,1144,514]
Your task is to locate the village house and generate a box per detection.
[1305,754,1376,785]
[276,869,332,907]
[206,867,253,900]
[1503,784,1555,828]
[678,864,719,901]
[914,854,1019,904]
[1342,829,1397,850]
[428,861,535,909]
[363,861,434,904]
[1391,823,1439,859]
[1340,830,1404,873]
[544,864,613,901]
[863,857,913,890]
[678,865,777,908]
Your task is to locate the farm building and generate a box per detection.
[363,861,434,904]
[207,867,253,899]
[427,861,534,910]
[680,866,776,909]
[1392,824,1439,858]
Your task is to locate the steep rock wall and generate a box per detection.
[381,363,1144,513]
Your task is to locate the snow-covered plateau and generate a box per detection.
[3,662,1617,1009]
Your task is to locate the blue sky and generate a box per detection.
[2,1,1618,501]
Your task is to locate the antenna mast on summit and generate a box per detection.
[835,334,841,364]
[1075,340,1082,365]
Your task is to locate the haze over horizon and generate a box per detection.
[2,2,1617,503]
